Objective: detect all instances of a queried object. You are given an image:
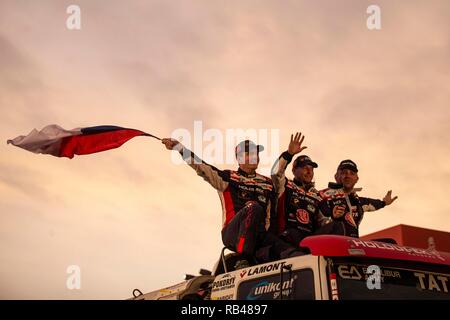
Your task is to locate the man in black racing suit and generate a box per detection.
[319,159,398,238]
[271,132,329,250]
[162,138,296,263]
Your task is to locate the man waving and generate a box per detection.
[162,138,294,263]
[271,133,328,249]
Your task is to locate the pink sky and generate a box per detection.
[0,0,449,299]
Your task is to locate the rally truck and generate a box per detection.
[129,235,450,300]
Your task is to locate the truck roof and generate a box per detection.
[300,235,450,267]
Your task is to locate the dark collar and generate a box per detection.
[328,182,343,189]
[238,167,256,178]
[294,178,314,190]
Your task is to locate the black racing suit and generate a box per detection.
[318,182,386,238]
[271,151,329,247]
[175,144,290,262]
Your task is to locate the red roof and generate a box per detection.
[360,224,450,252]
[300,235,450,267]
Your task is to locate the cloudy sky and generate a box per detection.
[0,0,449,299]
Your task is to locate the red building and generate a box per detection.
[361,224,450,253]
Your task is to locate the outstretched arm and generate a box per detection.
[271,132,307,195]
[360,190,398,212]
[162,138,229,191]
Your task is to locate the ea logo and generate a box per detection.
[296,209,310,224]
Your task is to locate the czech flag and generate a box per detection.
[7,124,158,159]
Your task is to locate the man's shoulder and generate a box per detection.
[228,170,273,184]
[319,188,331,198]
[307,186,322,197]
[286,178,295,189]
[319,186,343,199]
[255,172,274,185]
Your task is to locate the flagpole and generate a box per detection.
[143,133,162,140]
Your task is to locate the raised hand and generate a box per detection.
[288,132,307,155]
[383,190,398,205]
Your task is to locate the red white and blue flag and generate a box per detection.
[7,124,158,158]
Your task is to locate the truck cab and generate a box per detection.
[130,235,450,300]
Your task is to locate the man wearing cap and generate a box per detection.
[271,132,329,249]
[162,137,292,263]
[319,159,398,238]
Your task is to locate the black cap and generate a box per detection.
[338,159,358,172]
[293,155,318,169]
[235,140,264,155]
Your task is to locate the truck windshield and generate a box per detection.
[331,257,450,300]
